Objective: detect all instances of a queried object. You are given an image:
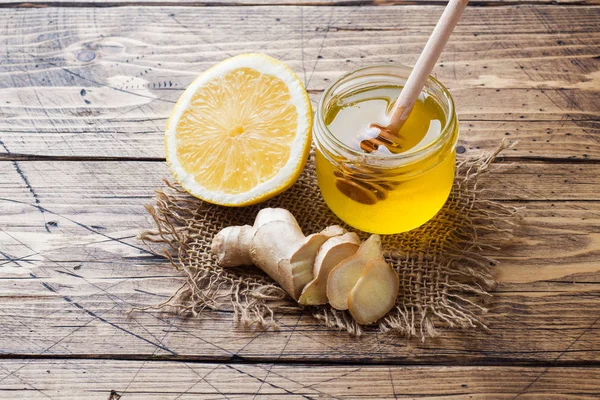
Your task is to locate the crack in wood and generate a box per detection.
[0,141,50,233]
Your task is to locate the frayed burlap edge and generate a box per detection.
[138,142,518,341]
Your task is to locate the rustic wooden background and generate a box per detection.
[1,0,600,398]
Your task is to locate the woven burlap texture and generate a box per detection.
[140,144,517,340]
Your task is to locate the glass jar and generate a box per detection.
[313,65,459,234]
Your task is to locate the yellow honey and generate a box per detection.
[313,66,459,234]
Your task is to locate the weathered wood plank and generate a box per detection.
[1,160,600,364]
[2,0,597,7]
[1,160,599,218]
[2,360,600,399]
[0,6,598,159]
[2,281,600,364]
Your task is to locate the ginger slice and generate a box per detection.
[348,258,399,325]
[326,235,383,310]
[298,232,360,305]
[286,225,346,299]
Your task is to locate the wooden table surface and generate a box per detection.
[1,0,600,398]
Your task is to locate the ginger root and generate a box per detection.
[211,208,399,324]
[211,208,345,299]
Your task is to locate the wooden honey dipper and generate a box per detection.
[361,0,469,154]
[335,0,469,205]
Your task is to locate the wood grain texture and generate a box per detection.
[1,1,600,394]
[2,0,598,7]
[2,361,600,399]
[0,6,598,159]
[1,161,600,364]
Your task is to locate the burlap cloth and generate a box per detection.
[140,143,517,340]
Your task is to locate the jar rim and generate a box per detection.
[316,64,457,162]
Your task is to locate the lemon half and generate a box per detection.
[165,54,312,206]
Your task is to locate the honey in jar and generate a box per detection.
[313,65,459,234]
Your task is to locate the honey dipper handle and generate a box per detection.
[387,0,469,133]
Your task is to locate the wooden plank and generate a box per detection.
[3,280,600,364]
[1,160,600,364]
[2,360,600,399]
[1,0,597,7]
[1,160,599,215]
[0,6,598,159]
